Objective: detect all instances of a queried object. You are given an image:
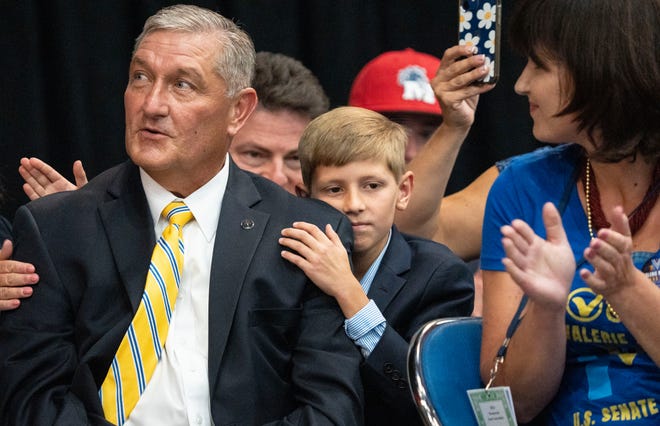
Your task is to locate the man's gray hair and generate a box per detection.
[134,4,255,97]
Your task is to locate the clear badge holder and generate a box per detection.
[467,295,528,425]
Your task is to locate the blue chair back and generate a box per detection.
[408,317,483,426]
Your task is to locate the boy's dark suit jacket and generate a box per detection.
[0,159,363,426]
[362,227,474,426]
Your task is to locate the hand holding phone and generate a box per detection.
[459,0,501,84]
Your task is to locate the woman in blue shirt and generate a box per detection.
[479,0,660,424]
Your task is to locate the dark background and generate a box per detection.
[1,0,541,221]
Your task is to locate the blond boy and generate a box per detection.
[280,106,474,425]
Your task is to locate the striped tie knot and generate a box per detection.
[162,201,194,229]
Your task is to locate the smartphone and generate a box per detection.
[458,0,502,84]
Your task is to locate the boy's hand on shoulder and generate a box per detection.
[280,222,369,318]
[280,222,361,297]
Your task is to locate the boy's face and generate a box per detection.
[309,159,412,262]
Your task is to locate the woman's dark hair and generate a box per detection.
[509,0,660,162]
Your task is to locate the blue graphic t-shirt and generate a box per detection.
[481,143,660,425]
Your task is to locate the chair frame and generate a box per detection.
[408,316,483,426]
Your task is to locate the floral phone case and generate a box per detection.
[459,0,502,84]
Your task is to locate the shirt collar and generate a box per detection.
[359,228,392,294]
[140,154,229,242]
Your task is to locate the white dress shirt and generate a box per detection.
[126,159,228,426]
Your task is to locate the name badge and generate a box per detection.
[467,386,518,426]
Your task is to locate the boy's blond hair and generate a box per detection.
[299,106,408,190]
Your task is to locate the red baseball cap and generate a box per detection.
[348,48,442,116]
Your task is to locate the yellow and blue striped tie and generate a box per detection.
[100,201,194,425]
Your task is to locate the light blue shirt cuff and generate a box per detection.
[344,299,387,358]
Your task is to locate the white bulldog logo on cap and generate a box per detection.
[398,65,436,105]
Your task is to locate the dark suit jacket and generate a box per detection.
[0,160,363,426]
[362,227,474,426]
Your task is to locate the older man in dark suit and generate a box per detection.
[0,5,362,425]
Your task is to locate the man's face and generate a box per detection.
[384,112,441,163]
[230,108,309,194]
[124,30,251,196]
[310,160,412,265]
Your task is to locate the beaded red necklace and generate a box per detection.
[581,157,660,238]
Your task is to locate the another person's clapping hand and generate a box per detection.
[0,240,39,311]
[580,206,641,298]
[19,157,88,200]
[500,202,576,310]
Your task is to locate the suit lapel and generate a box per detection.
[99,162,155,312]
[208,162,269,392]
[367,228,411,312]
